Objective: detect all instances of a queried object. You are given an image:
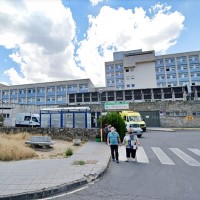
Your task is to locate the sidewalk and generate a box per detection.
[0,142,110,200]
[147,127,176,132]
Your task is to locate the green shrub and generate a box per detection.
[73,160,86,165]
[65,148,73,157]
[101,112,126,140]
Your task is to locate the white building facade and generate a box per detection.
[105,49,200,90]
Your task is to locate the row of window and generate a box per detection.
[156,55,199,65]
[156,72,200,80]
[106,63,123,70]
[0,84,89,96]
[156,64,200,73]
[166,112,200,117]
[158,81,200,87]
[157,72,200,80]
[3,96,67,104]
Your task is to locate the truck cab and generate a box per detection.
[119,111,146,132]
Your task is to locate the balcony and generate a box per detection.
[116,74,124,78]
[115,68,123,72]
[191,77,200,81]
[106,68,114,73]
[189,60,199,64]
[190,68,200,73]
[156,71,165,75]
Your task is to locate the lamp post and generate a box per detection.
[98,89,103,142]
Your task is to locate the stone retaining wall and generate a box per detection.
[0,127,99,141]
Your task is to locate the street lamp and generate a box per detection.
[98,89,103,142]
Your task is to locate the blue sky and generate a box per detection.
[0,0,199,87]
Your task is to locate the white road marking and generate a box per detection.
[136,147,149,163]
[151,147,175,165]
[38,186,89,199]
[67,186,89,195]
[188,148,200,156]
[170,148,200,167]
[119,146,127,161]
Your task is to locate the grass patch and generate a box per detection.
[65,148,73,157]
[73,160,86,165]
[0,133,36,161]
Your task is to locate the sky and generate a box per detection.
[0,0,199,87]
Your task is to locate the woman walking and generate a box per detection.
[123,128,139,162]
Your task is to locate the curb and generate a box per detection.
[0,157,111,200]
[0,179,87,200]
[147,128,175,132]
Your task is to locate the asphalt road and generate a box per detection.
[47,130,200,200]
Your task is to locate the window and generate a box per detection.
[131,84,135,87]
[166,112,187,117]
[37,87,45,93]
[10,90,17,95]
[165,58,175,64]
[115,63,123,69]
[57,85,66,92]
[67,85,77,90]
[32,117,39,122]
[27,97,35,103]
[177,56,186,63]
[47,86,55,92]
[189,55,199,61]
[107,80,114,84]
[159,75,165,80]
[19,89,26,94]
[193,112,200,116]
[155,59,163,65]
[28,88,35,94]
[24,116,31,121]
[2,90,9,96]
[106,65,114,70]
[116,71,123,76]
[3,113,9,119]
[37,97,45,102]
[159,67,164,72]
[126,69,129,72]
[127,84,130,88]
[107,72,114,77]
[79,84,88,90]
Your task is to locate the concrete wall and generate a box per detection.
[128,101,200,128]
[2,101,200,128]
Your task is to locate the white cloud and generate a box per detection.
[0,0,87,85]
[90,0,104,6]
[76,4,185,86]
[0,1,185,87]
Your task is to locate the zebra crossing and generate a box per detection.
[118,146,200,167]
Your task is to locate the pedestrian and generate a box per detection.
[107,126,121,163]
[103,124,108,142]
[123,128,139,162]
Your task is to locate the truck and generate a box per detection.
[119,111,146,132]
[15,113,40,127]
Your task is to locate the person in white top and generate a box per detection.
[123,128,139,162]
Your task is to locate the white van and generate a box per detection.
[15,113,40,127]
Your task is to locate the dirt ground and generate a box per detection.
[32,139,83,159]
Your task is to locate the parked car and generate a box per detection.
[126,122,143,137]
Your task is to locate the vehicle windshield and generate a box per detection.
[128,116,142,122]
[32,117,39,122]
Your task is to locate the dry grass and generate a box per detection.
[0,133,36,161]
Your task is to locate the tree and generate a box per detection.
[101,112,126,140]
